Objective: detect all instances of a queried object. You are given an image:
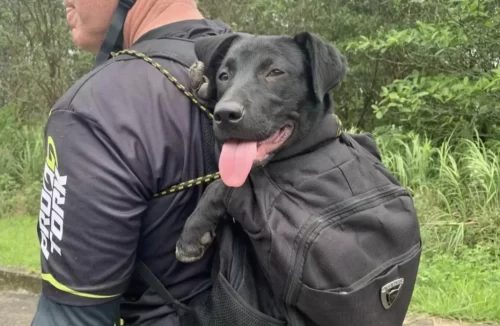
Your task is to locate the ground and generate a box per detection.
[1,291,498,326]
[0,292,38,326]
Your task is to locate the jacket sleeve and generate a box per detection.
[36,107,148,310]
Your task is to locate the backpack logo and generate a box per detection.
[380,278,404,309]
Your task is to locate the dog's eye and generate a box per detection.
[218,72,229,81]
[267,69,284,77]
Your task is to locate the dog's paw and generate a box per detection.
[175,231,215,263]
[197,77,210,101]
[189,61,206,90]
[188,61,211,107]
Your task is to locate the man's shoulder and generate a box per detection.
[52,53,192,121]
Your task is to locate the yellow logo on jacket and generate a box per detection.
[39,136,67,261]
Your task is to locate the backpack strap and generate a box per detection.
[112,37,219,320]
[135,261,193,316]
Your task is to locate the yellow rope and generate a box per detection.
[113,50,214,120]
[112,50,220,197]
[153,173,221,197]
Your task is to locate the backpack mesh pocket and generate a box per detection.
[181,222,286,326]
[181,272,286,326]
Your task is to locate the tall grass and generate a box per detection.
[373,129,500,322]
[375,130,500,253]
[0,105,45,218]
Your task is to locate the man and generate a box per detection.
[31,0,232,325]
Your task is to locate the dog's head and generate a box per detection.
[193,32,348,187]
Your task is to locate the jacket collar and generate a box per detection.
[271,112,342,162]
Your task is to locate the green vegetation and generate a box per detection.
[376,129,500,252]
[374,128,500,322]
[0,215,40,272]
[0,105,44,219]
[0,0,498,323]
[411,246,500,323]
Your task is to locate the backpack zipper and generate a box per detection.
[283,185,410,314]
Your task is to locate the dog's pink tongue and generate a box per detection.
[219,140,258,187]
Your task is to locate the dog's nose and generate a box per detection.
[214,102,244,125]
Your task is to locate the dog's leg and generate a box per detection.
[175,179,228,263]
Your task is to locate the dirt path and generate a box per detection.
[0,291,38,326]
[0,291,497,326]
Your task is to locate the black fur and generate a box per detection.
[176,32,348,262]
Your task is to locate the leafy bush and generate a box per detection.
[346,0,500,141]
[0,105,44,218]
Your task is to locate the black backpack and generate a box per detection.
[116,36,422,326]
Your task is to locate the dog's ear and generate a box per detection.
[294,32,348,103]
[193,33,242,101]
[194,33,242,77]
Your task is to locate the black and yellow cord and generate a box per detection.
[112,49,221,198]
[153,173,220,197]
[113,49,214,120]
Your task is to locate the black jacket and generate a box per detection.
[31,19,232,326]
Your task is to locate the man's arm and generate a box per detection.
[32,108,149,325]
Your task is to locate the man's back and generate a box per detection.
[33,19,231,326]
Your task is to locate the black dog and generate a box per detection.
[175,31,347,263]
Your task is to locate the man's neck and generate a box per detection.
[123,0,203,48]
